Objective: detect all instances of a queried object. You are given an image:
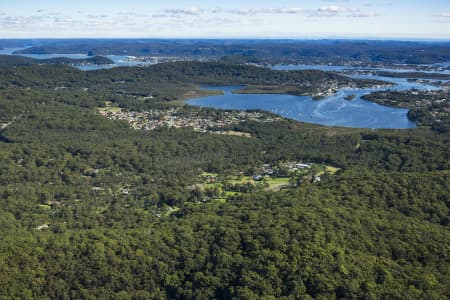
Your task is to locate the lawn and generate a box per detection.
[98,105,121,114]
[224,191,241,197]
[325,165,340,174]
[265,177,291,191]
[164,206,181,216]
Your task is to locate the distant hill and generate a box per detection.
[0,55,113,67]
[9,39,450,64]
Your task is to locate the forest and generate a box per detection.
[0,61,449,299]
[0,60,387,105]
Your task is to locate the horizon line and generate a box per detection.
[1,36,450,42]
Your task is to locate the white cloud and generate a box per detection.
[322,0,350,2]
[154,6,379,19]
[116,12,149,18]
[309,6,379,18]
[211,8,224,14]
[348,11,379,18]
[0,5,382,37]
[441,12,450,17]
[228,8,304,15]
[272,8,304,14]
[152,14,168,19]
[163,7,204,16]
[158,7,305,16]
[318,6,358,14]
[86,14,109,19]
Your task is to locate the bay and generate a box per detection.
[187,86,417,129]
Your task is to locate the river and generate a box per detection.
[186,63,449,129]
[1,48,447,129]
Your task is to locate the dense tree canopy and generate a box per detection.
[0,62,448,299]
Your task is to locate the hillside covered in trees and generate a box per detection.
[0,55,113,68]
[0,62,449,299]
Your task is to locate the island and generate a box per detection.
[344,94,356,101]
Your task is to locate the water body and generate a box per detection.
[273,64,450,75]
[0,47,29,55]
[188,63,450,129]
[349,74,442,91]
[188,86,416,129]
[272,65,353,72]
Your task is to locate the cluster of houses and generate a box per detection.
[431,81,450,91]
[407,80,450,92]
[99,107,279,133]
[254,161,322,184]
[311,80,389,98]
[125,55,211,65]
[312,81,342,98]
[254,162,313,178]
[394,89,448,121]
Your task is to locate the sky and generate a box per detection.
[0,0,449,39]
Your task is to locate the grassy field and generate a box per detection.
[228,176,291,191]
[200,172,219,177]
[265,177,291,191]
[224,191,241,197]
[164,207,181,216]
[325,165,340,174]
[212,198,227,204]
[98,101,122,114]
[176,88,224,103]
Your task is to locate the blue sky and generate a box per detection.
[0,0,449,39]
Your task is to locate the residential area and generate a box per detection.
[98,106,280,134]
